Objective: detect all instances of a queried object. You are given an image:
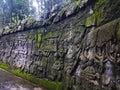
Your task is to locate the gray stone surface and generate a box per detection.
[0,0,120,90]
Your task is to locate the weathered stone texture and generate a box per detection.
[0,0,120,90]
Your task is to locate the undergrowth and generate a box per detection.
[0,62,63,90]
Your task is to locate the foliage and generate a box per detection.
[0,0,35,27]
[0,0,73,27]
[74,0,80,6]
[38,0,62,12]
[0,62,9,70]
[0,61,63,90]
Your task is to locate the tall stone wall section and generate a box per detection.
[0,0,120,90]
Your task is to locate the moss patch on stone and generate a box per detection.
[85,14,95,27]
[0,62,63,90]
[26,31,42,48]
[93,0,120,26]
[91,18,120,47]
[45,32,53,39]
[93,0,108,26]
[37,33,42,48]
[74,0,80,6]
[117,22,120,39]
[0,62,9,70]
[94,0,108,9]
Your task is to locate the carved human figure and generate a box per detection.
[103,61,113,85]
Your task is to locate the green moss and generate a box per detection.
[45,32,53,39]
[37,33,42,48]
[26,31,42,48]
[0,62,9,70]
[117,23,120,39]
[93,0,108,26]
[27,16,32,24]
[25,16,35,28]
[0,61,63,90]
[49,32,53,37]
[85,14,95,27]
[44,45,53,50]
[93,8,106,26]
[94,0,108,10]
[94,0,120,27]
[75,0,80,6]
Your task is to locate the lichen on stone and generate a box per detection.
[117,22,120,40]
[85,14,96,27]
[37,33,42,48]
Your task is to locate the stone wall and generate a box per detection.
[0,0,120,90]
